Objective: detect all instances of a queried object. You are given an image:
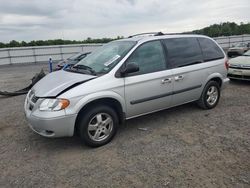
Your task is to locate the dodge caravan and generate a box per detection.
[24,33,229,147]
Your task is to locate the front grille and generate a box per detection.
[31,95,39,103]
[227,74,250,80]
[229,66,250,70]
[228,74,242,78]
[27,90,39,111]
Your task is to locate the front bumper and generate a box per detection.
[24,91,77,138]
[227,67,250,81]
[25,113,77,137]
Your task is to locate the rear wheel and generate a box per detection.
[197,81,220,109]
[78,105,118,147]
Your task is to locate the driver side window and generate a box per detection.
[126,40,167,76]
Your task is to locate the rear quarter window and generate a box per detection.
[198,38,224,62]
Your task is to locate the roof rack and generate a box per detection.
[128,32,164,38]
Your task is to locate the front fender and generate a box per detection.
[65,91,126,115]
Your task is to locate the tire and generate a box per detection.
[78,105,118,147]
[197,81,220,109]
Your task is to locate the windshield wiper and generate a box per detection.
[72,64,97,75]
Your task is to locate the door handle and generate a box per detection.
[161,78,172,84]
[174,75,184,81]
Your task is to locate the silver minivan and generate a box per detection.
[24,33,229,147]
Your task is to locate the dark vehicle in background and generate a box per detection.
[227,42,250,57]
[55,52,91,70]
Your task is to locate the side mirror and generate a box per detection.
[120,63,139,76]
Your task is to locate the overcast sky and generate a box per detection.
[0,0,249,42]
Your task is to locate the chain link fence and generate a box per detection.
[213,34,250,49]
[0,34,250,66]
[0,44,102,65]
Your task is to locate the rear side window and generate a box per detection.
[164,38,203,68]
[198,38,224,61]
[126,40,166,75]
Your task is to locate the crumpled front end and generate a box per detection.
[24,90,77,137]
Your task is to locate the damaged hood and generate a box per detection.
[32,70,96,97]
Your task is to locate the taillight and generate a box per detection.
[225,59,229,70]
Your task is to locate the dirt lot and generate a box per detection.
[0,63,249,188]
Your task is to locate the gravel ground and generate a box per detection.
[0,63,249,188]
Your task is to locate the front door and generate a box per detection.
[124,40,173,118]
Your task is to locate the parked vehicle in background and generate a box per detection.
[24,33,229,147]
[55,52,91,70]
[227,50,250,81]
[227,42,250,57]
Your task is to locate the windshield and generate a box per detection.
[243,50,250,56]
[234,43,246,47]
[68,53,82,60]
[75,41,136,74]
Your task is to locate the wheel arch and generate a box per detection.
[198,74,223,100]
[197,75,222,109]
[204,73,223,88]
[74,96,125,135]
[209,77,222,87]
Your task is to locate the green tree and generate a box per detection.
[1,22,250,48]
[9,40,20,47]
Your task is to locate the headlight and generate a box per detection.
[39,98,70,111]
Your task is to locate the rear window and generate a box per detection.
[198,38,224,61]
[164,38,203,68]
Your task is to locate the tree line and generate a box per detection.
[1,22,250,48]
[0,36,124,48]
[189,22,250,37]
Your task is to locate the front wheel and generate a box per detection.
[197,81,220,109]
[78,105,118,147]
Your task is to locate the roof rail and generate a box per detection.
[128,32,164,38]
[164,32,184,35]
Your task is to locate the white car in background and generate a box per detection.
[228,50,250,81]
